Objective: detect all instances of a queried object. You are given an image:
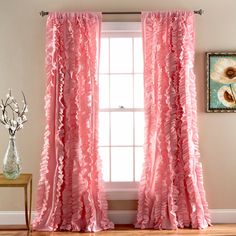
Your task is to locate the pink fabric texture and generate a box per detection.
[136,11,211,230]
[32,12,114,232]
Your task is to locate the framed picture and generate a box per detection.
[206,52,236,112]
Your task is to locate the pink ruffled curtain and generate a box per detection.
[33,12,114,232]
[136,11,211,229]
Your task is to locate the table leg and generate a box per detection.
[29,178,32,231]
[24,185,29,230]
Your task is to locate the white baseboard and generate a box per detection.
[209,209,236,223]
[0,209,235,225]
[0,211,27,225]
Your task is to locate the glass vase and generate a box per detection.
[3,136,21,179]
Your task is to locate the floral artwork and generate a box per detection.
[207,53,236,112]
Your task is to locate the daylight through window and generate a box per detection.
[98,31,145,184]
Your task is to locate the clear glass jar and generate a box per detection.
[3,136,21,179]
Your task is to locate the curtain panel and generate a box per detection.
[33,12,114,232]
[136,11,211,230]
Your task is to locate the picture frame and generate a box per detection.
[206,52,236,113]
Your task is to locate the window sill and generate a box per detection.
[104,182,139,200]
[105,188,138,200]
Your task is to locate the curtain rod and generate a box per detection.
[39,9,204,17]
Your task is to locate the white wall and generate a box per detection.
[0,0,235,211]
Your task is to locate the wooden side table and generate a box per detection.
[0,173,32,230]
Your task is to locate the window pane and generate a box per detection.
[98,34,145,184]
[134,38,143,73]
[99,75,109,108]
[110,38,132,73]
[99,147,110,181]
[135,112,144,146]
[111,147,133,181]
[110,74,133,108]
[98,112,109,146]
[111,112,133,145]
[135,147,144,181]
[100,38,109,73]
[134,74,144,108]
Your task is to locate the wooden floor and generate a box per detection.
[1,224,236,236]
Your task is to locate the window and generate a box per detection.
[98,23,144,189]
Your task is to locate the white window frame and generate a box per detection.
[100,22,143,199]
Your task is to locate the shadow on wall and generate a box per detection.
[195,51,206,113]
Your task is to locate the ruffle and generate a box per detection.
[136,11,211,230]
[32,12,113,232]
